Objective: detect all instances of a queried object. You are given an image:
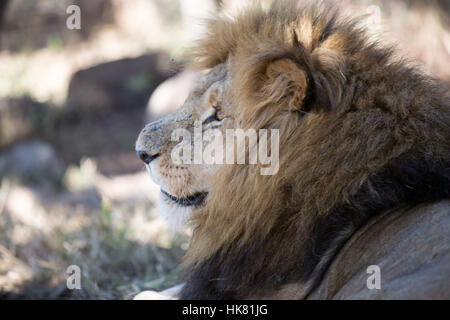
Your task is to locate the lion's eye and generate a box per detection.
[203,110,224,125]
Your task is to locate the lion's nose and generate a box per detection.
[136,150,160,164]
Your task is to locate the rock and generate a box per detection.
[66,52,176,116]
[1,0,114,52]
[0,97,49,149]
[145,69,200,122]
[0,139,64,183]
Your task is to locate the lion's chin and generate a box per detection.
[156,190,207,233]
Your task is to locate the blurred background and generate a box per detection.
[0,0,448,299]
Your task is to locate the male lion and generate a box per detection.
[135,1,450,299]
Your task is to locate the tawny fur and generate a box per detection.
[179,0,449,299]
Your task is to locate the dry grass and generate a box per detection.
[0,165,189,299]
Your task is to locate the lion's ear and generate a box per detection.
[264,58,309,112]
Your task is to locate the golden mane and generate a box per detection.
[180,0,450,299]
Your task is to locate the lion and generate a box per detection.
[135,1,450,299]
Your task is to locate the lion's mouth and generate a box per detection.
[161,189,207,207]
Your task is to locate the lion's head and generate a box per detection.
[136,1,449,299]
[135,62,234,230]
